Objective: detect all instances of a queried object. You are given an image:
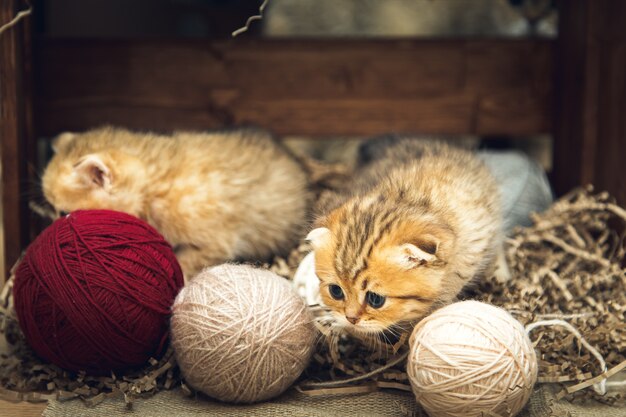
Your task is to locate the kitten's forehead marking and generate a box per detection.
[361,279,368,290]
[333,202,400,280]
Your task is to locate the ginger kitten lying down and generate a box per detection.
[307,139,509,335]
[42,126,311,279]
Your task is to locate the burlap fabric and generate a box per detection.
[43,385,624,417]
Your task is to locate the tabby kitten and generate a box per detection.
[307,139,509,335]
[42,126,311,279]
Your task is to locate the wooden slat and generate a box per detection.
[553,0,626,205]
[552,0,596,197]
[592,1,626,206]
[34,38,553,137]
[0,0,31,283]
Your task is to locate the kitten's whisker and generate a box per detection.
[390,322,412,334]
[389,325,407,335]
[380,331,393,346]
[386,328,401,339]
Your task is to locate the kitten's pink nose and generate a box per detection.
[346,315,360,325]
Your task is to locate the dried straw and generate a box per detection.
[1,186,624,407]
[0,1,32,37]
[232,0,270,37]
[285,186,626,405]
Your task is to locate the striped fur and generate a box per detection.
[309,139,508,335]
[42,126,312,279]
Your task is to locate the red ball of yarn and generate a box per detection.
[13,210,184,374]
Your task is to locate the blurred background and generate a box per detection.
[42,0,557,38]
[33,0,556,169]
[2,0,561,279]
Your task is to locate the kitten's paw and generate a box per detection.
[493,250,511,283]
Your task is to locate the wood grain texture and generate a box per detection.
[592,2,626,206]
[553,0,626,205]
[0,0,31,283]
[34,38,553,137]
[552,0,596,197]
[0,400,46,417]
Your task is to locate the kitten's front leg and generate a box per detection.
[174,244,229,283]
[493,245,511,283]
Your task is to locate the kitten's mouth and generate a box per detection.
[343,324,407,347]
[332,313,412,341]
[335,316,382,334]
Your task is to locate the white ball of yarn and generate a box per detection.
[407,301,537,417]
[171,264,316,403]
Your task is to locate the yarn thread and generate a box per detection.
[526,319,607,395]
[407,301,538,417]
[13,210,184,374]
[171,264,316,403]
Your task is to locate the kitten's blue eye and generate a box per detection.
[328,284,344,300]
[366,291,386,309]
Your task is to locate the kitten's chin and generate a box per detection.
[342,321,388,336]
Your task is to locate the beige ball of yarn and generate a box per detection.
[170,264,316,403]
[407,300,537,417]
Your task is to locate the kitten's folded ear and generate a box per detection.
[52,132,76,153]
[74,154,112,190]
[390,240,439,270]
[306,227,331,249]
[389,228,454,269]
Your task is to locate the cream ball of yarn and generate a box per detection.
[170,264,316,403]
[407,300,537,417]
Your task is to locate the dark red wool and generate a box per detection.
[13,210,184,374]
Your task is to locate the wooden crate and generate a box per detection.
[2,0,626,285]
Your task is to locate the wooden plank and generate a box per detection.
[592,2,626,206]
[34,38,553,137]
[553,0,626,205]
[0,0,31,283]
[552,0,596,197]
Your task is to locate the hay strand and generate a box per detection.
[232,0,269,37]
[0,1,32,37]
[1,186,625,406]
